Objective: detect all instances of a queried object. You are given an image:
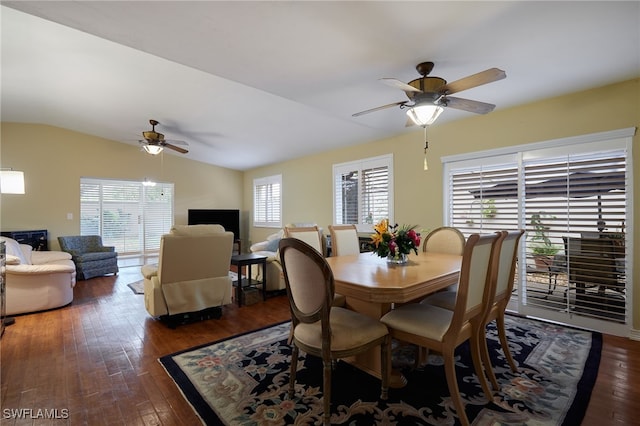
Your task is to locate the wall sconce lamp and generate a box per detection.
[0,169,25,194]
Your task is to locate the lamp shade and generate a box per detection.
[406,104,444,126]
[143,144,163,155]
[0,170,25,194]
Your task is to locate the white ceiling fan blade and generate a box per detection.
[379,78,422,93]
[444,96,496,114]
[352,101,408,117]
[441,68,506,95]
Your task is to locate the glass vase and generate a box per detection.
[386,252,408,265]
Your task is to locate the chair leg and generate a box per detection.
[322,358,332,426]
[443,346,470,426]
[496,314,518,373]
[478,326,500,390]
[470,331,494,402]
[288,346,299,399]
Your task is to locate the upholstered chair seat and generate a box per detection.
[279,237,390,426]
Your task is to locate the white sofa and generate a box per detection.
[1,236,77,315]
[249,230,287,292]
[141,225,234,325]
[249,224,328,292]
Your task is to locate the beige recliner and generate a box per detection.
[141,225,234,326]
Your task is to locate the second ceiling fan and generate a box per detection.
[353,61,506,126]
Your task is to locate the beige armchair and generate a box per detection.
[142,225,234,326]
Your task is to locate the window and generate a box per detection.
[253,174,282,228]
[443,128,634,336]
[80,178,174,255]
[333,154,393,230]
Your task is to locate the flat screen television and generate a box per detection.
[188,209,240,240]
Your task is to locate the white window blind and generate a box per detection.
[253,175,282,228]
[80,178,174,255]
[333,154,393,229]
[443,129,633,335]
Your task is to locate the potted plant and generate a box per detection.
[529,212,560,268]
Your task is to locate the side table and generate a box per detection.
[230,253,267,307]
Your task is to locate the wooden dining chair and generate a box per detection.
[477,229,525,390]
[279,237,391,426]
[422,226,466,294]
[328,224,360,256]
[421,230,524,391]
[284,225,325,256]
[422,226,466,255]
[285,225,346,307]
[380,233,503,426]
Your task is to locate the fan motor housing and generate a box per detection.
[405,77,447,101]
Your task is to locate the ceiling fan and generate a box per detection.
[139,119,189,155]
[353,61,506,126]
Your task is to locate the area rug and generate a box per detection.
[127,280,145,294]
[159,316,601,425]
[127,272,245,295]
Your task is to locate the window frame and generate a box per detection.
[80,177,174,256]
[441,127,635,337]
[332,154,394,233]
[253,174,282,228]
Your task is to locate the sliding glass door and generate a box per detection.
[80,178,174,256]
[443,128,633,336]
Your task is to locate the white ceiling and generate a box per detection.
[2,1,639,171]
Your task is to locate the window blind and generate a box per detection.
[253,175,282,228]
[444,131,631,333]
[80,178,174,255]
[333,154,393,228]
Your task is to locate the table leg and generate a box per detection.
[261,259,267,301]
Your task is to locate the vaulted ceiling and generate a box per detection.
[2,1,638,170]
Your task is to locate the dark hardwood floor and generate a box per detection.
[1,266,638,425]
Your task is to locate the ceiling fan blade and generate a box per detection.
[444,96,496,114]
[441,68,506,95]
[163,143,189,154]
[352,101,408,117]
[379,78,422,93]
[163,139,188,146]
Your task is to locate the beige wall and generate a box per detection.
[0,124,244,250]
[243,78,640,329]
[1,78,638,329]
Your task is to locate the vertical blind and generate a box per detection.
[80,178,174,255]
[444,134,630,332]
[253,175,282,228]
[333,154,393,227]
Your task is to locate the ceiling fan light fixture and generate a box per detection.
[143,144,164,155]
[406,104,444,126]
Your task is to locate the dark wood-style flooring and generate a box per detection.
[1,266,638,425]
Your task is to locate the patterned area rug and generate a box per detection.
[159,316,601,425]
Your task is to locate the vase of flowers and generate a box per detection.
[371,219,421,265]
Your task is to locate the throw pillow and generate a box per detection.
[265,237,281,252]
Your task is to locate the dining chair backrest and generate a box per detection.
[328,224,360,256]
[285,226,324,256]
[449,233,502,328]
[423,226,465,255]
[279,238,333,327]
[493,230,525,302]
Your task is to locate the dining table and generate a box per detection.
[325,251,462,387]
